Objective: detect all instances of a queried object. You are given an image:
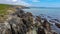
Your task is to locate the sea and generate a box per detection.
[23,8,60,19]
[23,7,60,34]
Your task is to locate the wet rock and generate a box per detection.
[53,32,58,34]
[51,19,60,22]
[55,23,60,28]
[37,26,45,34]
[42,19,51,31]
[47,16,52,18]
[36,16,41,22]
[49,20,56,23]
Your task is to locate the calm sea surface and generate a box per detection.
[23,8,60,19]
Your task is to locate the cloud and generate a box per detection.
[15,0,31,6]
[0,0,31,6]
[12,0,17,2]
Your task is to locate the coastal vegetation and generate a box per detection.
[0,4,11,22]
[0,4,11,14]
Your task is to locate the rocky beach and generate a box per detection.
[0,4,60,34]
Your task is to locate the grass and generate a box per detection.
[0,4,12,22]
[0,4,11,10]
[0,4,22,22]
[0,4,12,15]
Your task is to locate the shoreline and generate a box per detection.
[0,5,60,34]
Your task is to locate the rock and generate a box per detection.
[0,22,11,34]
[26,12,33,17]
[51,19,60,22]
[55,23,60,28]
[36,16,41,22]
[15,9,25,18]
[49,20,56,23]
[37,26,45,34]
[8,16,27,34]
[53,32,58,34]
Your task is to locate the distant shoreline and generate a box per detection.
[29,7,60,9]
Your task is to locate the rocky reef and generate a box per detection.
[0,7,59,34]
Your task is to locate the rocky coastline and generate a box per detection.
[0,7,59,34]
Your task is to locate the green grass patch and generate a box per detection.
[0,4,12,22]
[0,10,8,15]
[0,4,12,15]
[0,4,11,10]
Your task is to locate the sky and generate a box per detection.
[0,0,60,7]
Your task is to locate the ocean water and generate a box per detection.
[23,8,60,24]
[23,8,60,19]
